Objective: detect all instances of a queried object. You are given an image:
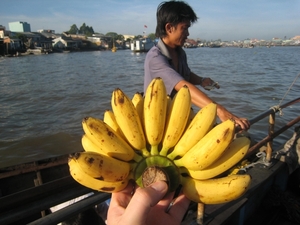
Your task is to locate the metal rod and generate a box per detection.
[247,115,300,156]
[27,193,110,225]
[248,97,300,126]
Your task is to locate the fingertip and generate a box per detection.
[150,180,168,193]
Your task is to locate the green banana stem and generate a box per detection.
[173,158,184,167]
[167,151,177,160]
[134,155,180,192]
[128,162,138,180]
[179,166,189,174]
[150,145,159,155]
[159,147,169,156]
[140,148,150,157]
[133,152,143,162]
[179,174,189,186]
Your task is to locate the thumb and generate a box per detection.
[146,181,169,206]
[123,181,168,224]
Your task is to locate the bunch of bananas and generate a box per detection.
[69,77,251,204]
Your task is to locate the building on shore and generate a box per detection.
[9,21,31,32]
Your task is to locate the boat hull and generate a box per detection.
[130,38,154,52]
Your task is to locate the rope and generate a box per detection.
[269,73,300,117]
[270,105,283,116]
[237,152,272,173]
[228,152,272,175]
[278,73,300,106]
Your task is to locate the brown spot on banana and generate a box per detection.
[101,187,116,192]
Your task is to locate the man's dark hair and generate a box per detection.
[155,1,198,38]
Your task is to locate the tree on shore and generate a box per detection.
[68,24,79,34]
[106,32,118,38]
[79,23,94,36]
[147,33,156,40]
[106,32,124,41]
[67,23,94,36]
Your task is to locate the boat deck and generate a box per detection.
[181,157,300,225]
[0,155,299,225]
[0,155,110,225]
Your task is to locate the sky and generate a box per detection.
[1,0,299,41]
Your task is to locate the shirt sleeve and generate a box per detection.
[144,48,184,95]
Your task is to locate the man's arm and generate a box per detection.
[174,80,250,130]
[174,79,213,108]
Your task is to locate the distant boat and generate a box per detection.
[111,46,117,52]
[112,41,117,52]
[131,38,154,52]
[183,43,198,48]
[26,48,45,55]
[209,43,222,48]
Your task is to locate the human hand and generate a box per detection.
[217,105,250,130]
[107,181,190,225]
[201,78,220,90]
[231,115,250,131]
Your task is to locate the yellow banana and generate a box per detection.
[181,136,250,180]
[181,174,251,204]
[174,119,235,170]
[168,102,217,160]
[160,85,191,156]
[103,109,125,139]
[69,158,129,193]
[111,88,149,157]
[73,83,251,206]
[81,134,108,156]
[143,77,167,155]
[185,107,196,130]
[70,151,131,182]
[132,92,144,124]
[82,116,140,162]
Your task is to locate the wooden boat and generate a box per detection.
[0,97,299,225]
[130,38,154,52]
[111,47,117,52]
[209,43,222,48]
[111,42,117,52]
[26,47,50,55]
[111,38,117,52]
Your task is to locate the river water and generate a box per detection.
[0,46,299,168]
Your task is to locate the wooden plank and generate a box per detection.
[0,176,74,211]
[0,182,95,225]
[27,192,110,225]
[0,156,68,179]
[206,198,248,225]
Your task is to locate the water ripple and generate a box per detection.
[0,47,299,167]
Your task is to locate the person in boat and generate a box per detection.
[107,180,189,225]
[144,0,250,130]
[107,1,250,224]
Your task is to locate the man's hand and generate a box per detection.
[201,78,220,90]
